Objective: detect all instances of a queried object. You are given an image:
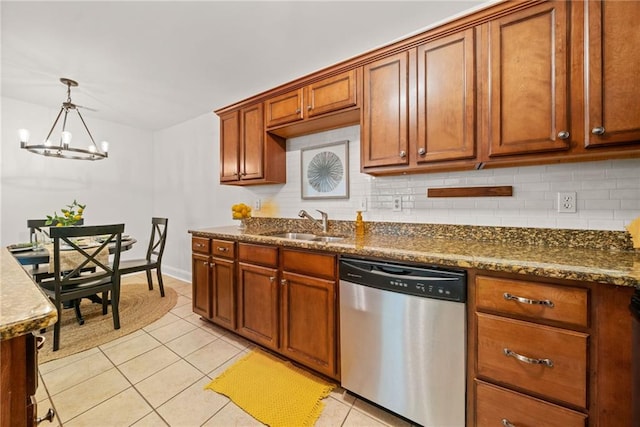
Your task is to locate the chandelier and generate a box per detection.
[18,78,109,160]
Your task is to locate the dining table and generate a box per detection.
[8,236,137,324]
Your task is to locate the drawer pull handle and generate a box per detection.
[501,419,516,427]
[503,348,553,367]
[36,335,46,350]
[217,247,229,252]
[503,293,554,308]
[37,408,55,424]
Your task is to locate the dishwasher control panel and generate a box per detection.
[340,257,466,302]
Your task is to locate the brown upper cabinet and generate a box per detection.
[216,0,640,181]
[483,1,570,158]
[361,51,410,169]
[265,70,358,129]
[362,25,479,173]
[219,103,286,185]
[584,0,640,148]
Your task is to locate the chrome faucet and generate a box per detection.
[298,209,329,233]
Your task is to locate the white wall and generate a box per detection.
[1,97,154,260]
[155,121,640,281]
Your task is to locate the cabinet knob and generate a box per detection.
[217,247,228,252]
[557,131,570,140]
[209,263,214,267]
[36,408,55,424]
[202,261,208,266]
[501,419,516,427]
[307,105,312,111]
[280,279,287,286]
[269,276,275,283]
[296,108,301,114]
[399,150,407,158]
[591,126,605,135]
[418,147,426,156]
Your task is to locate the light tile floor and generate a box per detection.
[36,274,415,427]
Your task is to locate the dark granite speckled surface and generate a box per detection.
[190,218,640,288]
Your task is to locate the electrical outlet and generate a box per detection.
[359,197,368,212]
[557,191,577,213]
[253,199,261,212]
[392,196,402,212]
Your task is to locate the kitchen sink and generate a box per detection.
[262,231,345,242]
[265,232,317,240]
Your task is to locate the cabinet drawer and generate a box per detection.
[212,239,235,259]
[477,313,588,408]
[281,249,336,280]
[476,276,588,328]
[192,237,210,255]
[238,243,278,267]
[475,380,587,427]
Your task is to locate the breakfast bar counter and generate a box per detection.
[0,247,57,340]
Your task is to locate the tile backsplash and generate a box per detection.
[247,125,640,231]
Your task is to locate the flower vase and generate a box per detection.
[237,218,247,230]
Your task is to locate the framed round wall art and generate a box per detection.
[300,140,349,200]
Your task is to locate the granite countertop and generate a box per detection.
[189,219,640,288]
[0,248,57,340]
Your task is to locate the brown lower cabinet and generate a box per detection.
[193,237,339,380]
[471,271,635,427]
[1,333,40,427]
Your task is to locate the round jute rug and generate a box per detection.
[38,280,178,363]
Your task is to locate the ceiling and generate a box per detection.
[1,0,492,132]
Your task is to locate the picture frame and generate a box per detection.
[300,140,349,200]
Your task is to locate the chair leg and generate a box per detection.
[111,286,121,330]
[102,291,108,315]
[73,300,85,325]
[53,308,61,351]
[145,269,154,291]
[157,268,165,297]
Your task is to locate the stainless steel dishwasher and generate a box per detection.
[339,257,467,427]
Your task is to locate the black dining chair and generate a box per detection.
[27,218,86,283]
[39,224,125,351]
[119,217,168,297]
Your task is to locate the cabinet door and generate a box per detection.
[307,70,357,118]
[586,0,640,147]
[487,1,570,157]
[265,89,304,127]
[362,51,410,168]
[239,103,264,181]
[211,257,236,329]
[219,111,240,182]
[192,253,212,319]
[416,28,476,164]
[280,271,336,377]
[236,262,279,350]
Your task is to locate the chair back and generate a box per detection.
[28,218,84,243]
[146,217,168,263]
[48,224,125,299]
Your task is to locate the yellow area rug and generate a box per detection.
[205,349,335,427]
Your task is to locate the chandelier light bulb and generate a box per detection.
[18,128,30,143]
[44,139,52,147]
[101,141,109,153]
[88,145,96,153]
[61,131,72,148]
